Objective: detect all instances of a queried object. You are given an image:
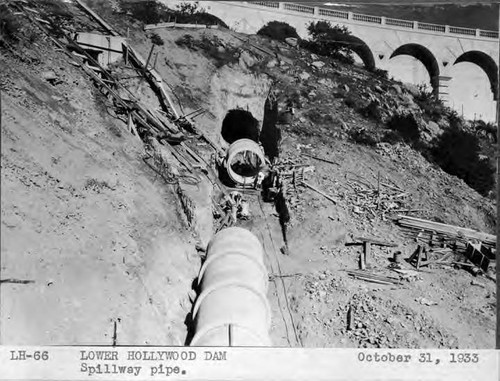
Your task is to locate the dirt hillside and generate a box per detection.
[0,0,496,348]
[1,5,198,344]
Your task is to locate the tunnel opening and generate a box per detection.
[219,109,264,187]
[390,44,440,95]
[221,109,260,144]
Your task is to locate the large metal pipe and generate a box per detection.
[190,227,271,346]
[225,138,265,186]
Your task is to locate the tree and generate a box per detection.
[175,1,203,15]
[432,127,495,196]
[257,21,299,42]
[150,32,164,46]
[302,21,354,63]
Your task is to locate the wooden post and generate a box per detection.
[128,112,140,139]
[145,45,155,71]
[363,241,371,265]
[416,245,423,270]
[376,171,381,210]
[153,52,159,70]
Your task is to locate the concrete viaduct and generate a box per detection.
[163,1,500,121]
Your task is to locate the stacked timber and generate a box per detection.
[397,215,496,247]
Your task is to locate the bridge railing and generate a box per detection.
[418,22,446,33]
[385,17,413,29]
[318,8,349,20]
[283,3,314,14]
[449,26,476,36]
[352,13,382,24]
[480,30,499,38]
[248,1,499,39]
[252,1,280,8]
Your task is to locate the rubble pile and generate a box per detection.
[301,271,460,348]
[342,292,459,349]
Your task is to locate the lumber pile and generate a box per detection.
[397,215,496,247]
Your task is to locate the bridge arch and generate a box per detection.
[454,51,498,100]
[342,35,375,70]
[390,44,440,94]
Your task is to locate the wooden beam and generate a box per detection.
[354,236,398,247]
[124,43,180,119]
[301,181,337,204]
[74,0,119,36]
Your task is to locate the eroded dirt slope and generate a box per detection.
[1,30,198,345]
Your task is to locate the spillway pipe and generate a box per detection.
[197,251,268,294]
[225,138,265,186]
[190,323,272,347]
[190,227,271,346]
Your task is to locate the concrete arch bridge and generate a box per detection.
[163,1,499,122]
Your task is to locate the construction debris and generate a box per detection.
[347,236,398,269]
[346,270,401,285]
[464,242,495,273]
[341,176,411,220]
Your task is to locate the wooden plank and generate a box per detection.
[134,103,174,135]
[301,152,338,166]
[124,43,180,119]
[145,23,209,30]
[301,181,337,204]
[152,109,180,133]
[347,271,400,285]
[144,22,176,30]
[180,142,206,168]
[173,23,207,29]
[354,236,398,247]
[74,0,119,36]
[127,112,140,139]
[397,215,496,246]
[35,17,50,25]
[353,277,394,285]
